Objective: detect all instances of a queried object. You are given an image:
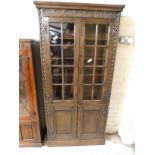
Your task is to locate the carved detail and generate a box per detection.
[39,8,53,122]
[39,9,50,115]
[19,42,30,51]
[43,9,117,19]
[105,13,121,105]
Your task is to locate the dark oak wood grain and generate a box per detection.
[35,1,124,146]
[34,1,125,11]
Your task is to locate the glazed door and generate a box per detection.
[78,18,113,138]
[44,17,113,139]
[19,41,41,146]
[45,18,79,139]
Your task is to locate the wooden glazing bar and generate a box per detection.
[91,24,98,100]
[61,23,65,100]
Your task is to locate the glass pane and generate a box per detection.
[53,75,62,84]
[84,47,95,66]
[63,23,74,45]
[64,85,73,99]
[64,75,73,83]
[84,58,94,66]
[53,85,62,100]
[64,67,73,83]
[95,75,104,84]
[64,46,74,65]
[98,24,109,45]
[51,67,62,75]
[84,75,93,84]
[83,86,92,100]
[95,67,105,75]
[85,24,96,45]
[84,67,93,75]
[19,57,30,116]
[96,47,107,66]
[49,23,61,45]
[93,85,102,99]
[50,46,62,65]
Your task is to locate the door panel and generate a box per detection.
[78,104,106,138]
[46,104,77,139]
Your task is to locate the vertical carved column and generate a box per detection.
[104,13,121,118]
[38,9,50,123]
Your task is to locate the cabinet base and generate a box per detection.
[46,138,105,146]
[19,142,41,147]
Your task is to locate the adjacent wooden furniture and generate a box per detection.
[19,39,41,147]
[34,1,125,146]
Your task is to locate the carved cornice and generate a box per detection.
[34,1,125,12]
[43,9,118,19]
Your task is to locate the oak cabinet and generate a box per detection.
[34,1,124,146]
[19,39,41,147]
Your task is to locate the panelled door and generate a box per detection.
[45,18,79,139]
[45,17,112,139]
[78,18,113,138]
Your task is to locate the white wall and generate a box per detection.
[106,16,135,138]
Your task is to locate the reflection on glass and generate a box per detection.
[85,24,95,45]
[64,46,74,65]
[84,58,94,66]
[93,85,102,99]
[49,22,75,100]
[83,85,92,100]
[19,57,30,115]
[53,85,62,100]
[64,85,73,99]
[98,24,109,45]
[63,23,74,45]
[51,46,61,65]
[84,47,94,66]
[49,23,61,45]
[51,67,62,75]
[64,67,73,84]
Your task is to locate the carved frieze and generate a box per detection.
[43,9,117,19]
